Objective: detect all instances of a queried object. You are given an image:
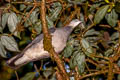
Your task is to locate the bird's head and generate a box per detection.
[68,19,82,29]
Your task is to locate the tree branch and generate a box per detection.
[40,0,69,80]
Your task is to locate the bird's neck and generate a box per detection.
[64,26,74,35]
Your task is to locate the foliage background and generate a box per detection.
[0,0,120,80]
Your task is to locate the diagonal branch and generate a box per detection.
[40,0,69,80]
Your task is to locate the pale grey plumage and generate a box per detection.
[6,19,82,69]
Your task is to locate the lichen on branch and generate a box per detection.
[40,0,69,80]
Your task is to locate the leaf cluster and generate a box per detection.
[0,0,120,80]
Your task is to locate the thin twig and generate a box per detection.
[34,64,40,75]
[15,71,19,80]
[79,70,108,80]
[107,58,114,80]
[82,23,95,36]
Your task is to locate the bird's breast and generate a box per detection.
[51,31,67,53]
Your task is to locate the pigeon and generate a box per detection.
[6,19,82,69]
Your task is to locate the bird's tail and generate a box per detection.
[6,53,31,69]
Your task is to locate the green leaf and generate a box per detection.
[81,38,93,57]
[63,40,74,58]
[76,52,85,74]
[34,21,42,34]
[50,7,62,21]
[17,14,22,23]
[85,36,100,43]
[43,68,53,78]
[48,2,62,21]
[94,5,109,24]
[24,17,31,27]
[105,9,118,27]
[117,60,120,67]
[115,2,120,13]
[0,26,3,33]
[84,29,100,37]
[111,32,119,41]
[0,41,7,58]
[68,0,86,4]
[75,0,86,3]
[89,3,101,13]
[30,8,39,24]
[50,3,62,21]
[33,15,53,34]
[1,35,19,52]
[70,51,78,69]
[104,48,113,57]
[50,73,56,80]
[69,51,85,74]
[20,4,26,11]
[117,74,120,80]
[46,15,54,28]
[7,12,18,32]
[7,12,20,38]
[2,13,10,29]
[20,72,35,80]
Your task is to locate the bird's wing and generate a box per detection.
[22,34,43,53]
[6,27,56,69]
[22,27,56,53]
